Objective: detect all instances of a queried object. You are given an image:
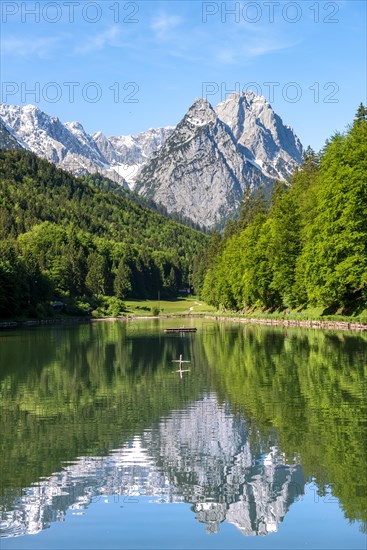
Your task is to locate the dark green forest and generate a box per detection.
[194,105,367,315]
[0,151,208,318]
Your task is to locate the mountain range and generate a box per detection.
[0,94,303,227]
[0,104,173,188]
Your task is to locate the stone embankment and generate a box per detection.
[204,315,367,332]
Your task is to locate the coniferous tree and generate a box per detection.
[86,252,110,297]
[114,259,132,299]
[354,103,367,126]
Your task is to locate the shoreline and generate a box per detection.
[0,317,90,329]
[201,315,367,332]
[1,313,366,332]
[92,313,367,331]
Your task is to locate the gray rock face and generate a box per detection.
[135,93,303,227]
[215,92,303,181]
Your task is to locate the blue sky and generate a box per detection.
[1,0,366,150]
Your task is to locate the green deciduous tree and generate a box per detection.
[298,120,367,308]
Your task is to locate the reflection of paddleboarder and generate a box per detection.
[172,354,190,377]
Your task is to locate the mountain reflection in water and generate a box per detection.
[0,320,366,544]
[1,394,304,538]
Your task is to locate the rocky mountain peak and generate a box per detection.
[134,94,302,226]
[215,92,303,180]
[181,97,216,128]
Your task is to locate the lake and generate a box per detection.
[0,318,366,549]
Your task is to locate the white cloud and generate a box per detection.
[216,49,236,64]
[146,13,299,67]
[215,37,300,65]
[151,14,183,40]
[74,26,122,54]
[1,36,60,59]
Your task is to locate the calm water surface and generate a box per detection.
[0,319,366,549]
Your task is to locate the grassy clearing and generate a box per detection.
[124,298,367,323]
[124,297,217,317]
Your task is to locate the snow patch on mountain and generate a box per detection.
[93,126,174,189]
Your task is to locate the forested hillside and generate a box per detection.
[79,173,206,232]
[0,150,208,318]
[195,105,367,315]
